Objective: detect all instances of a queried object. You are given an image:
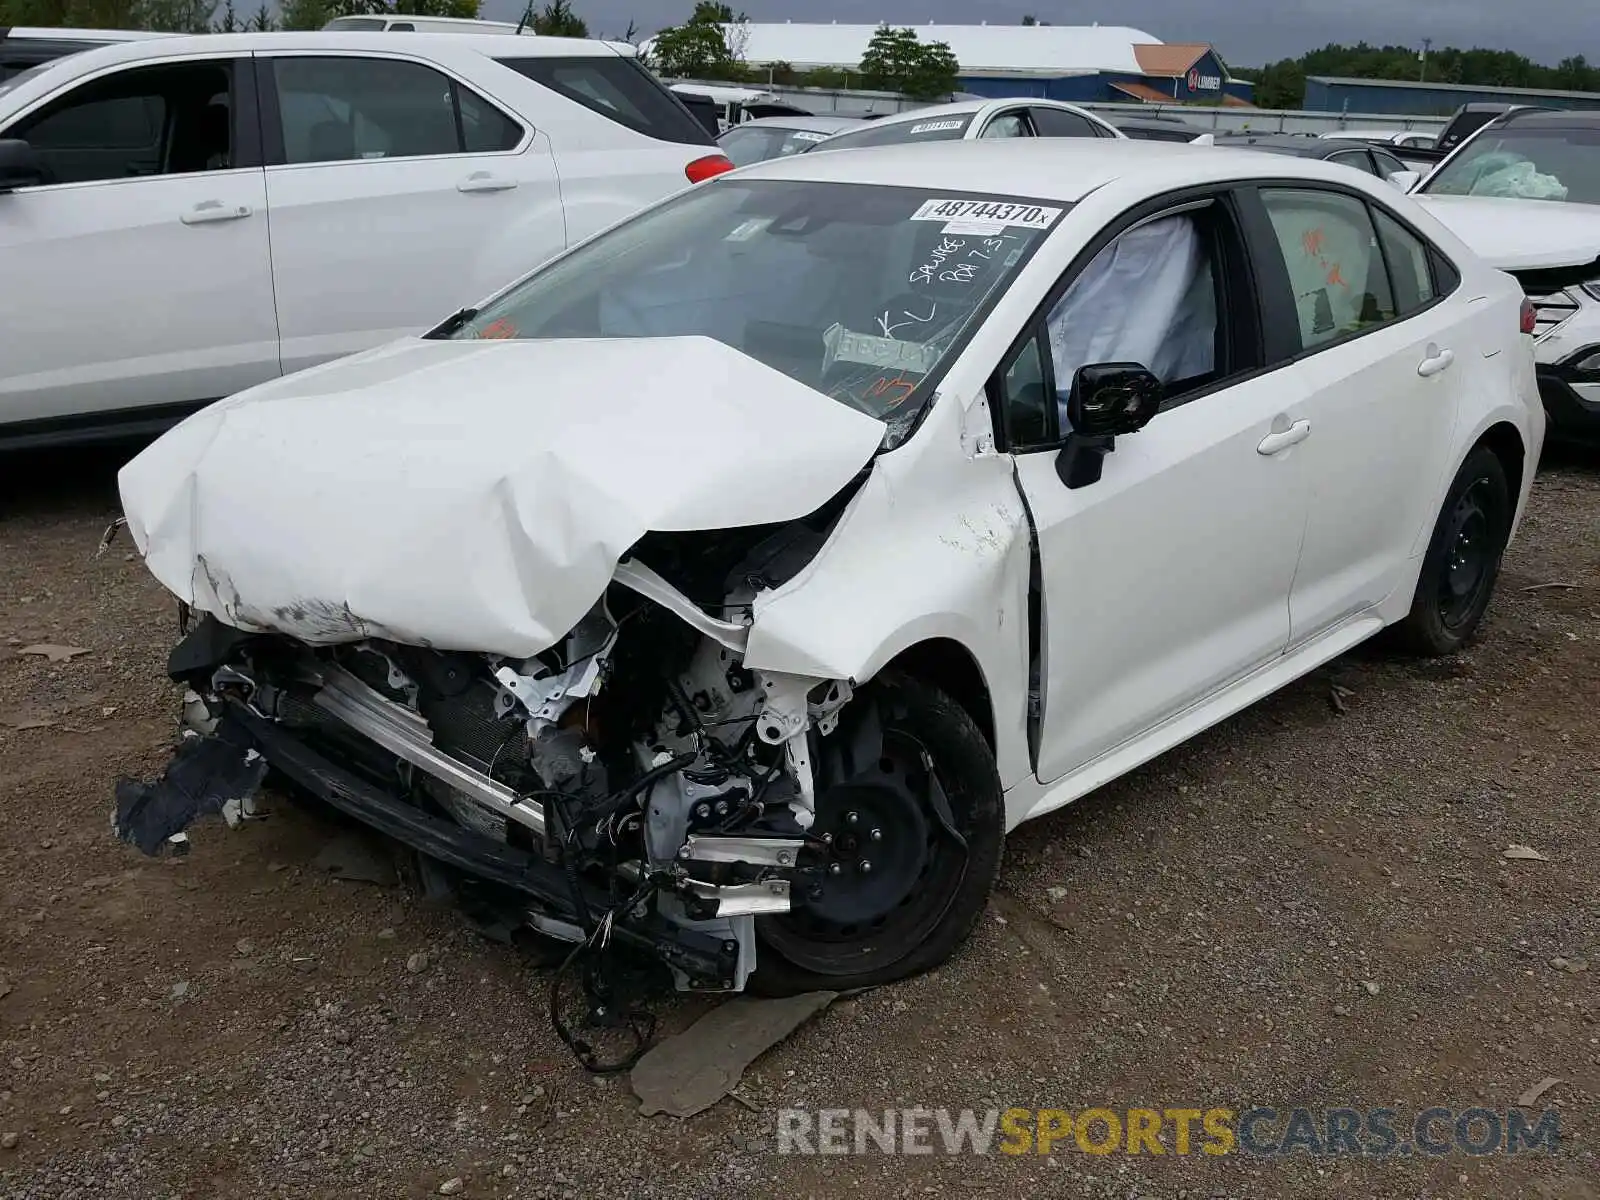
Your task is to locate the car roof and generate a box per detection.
[1222,133,1409,160]
[1211,134,1333,154]
[729,114,863,133]
[1,26,177,42]
[2,29,620,73]
[729,137,1403,200]
[860,99,989,127]
[1114,117,1204,132]
[1495,107,1600,129]
[851,96,1096,130]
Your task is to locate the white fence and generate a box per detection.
[673,78,1449,135]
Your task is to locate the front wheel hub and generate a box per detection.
[802,781,929,924]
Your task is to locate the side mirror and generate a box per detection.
[1055,362,1163,489]
[0,139,44,193]
[1387,169,1421,192]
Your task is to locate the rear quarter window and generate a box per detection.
[496,55,712,146]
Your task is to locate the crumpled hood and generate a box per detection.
[119,336,886,657]
[1414,195,1600,271]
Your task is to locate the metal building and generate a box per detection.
[645,22,1255,106]
[1305,75,1600,116]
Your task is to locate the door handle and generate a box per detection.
[1417,344,1455,377]
[457,172,518,194]
[180,200,251,225]
[1257,418,1311,456]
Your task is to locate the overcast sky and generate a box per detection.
[480,0,1592,67]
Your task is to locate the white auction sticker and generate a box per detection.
[789,130,828,142]
[909,120,966,135]
[909,198,1063,231]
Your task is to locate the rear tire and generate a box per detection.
[749,671,1004,996]
[1394,446,1511,656]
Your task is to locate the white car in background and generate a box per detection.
[1408,108,1600,444]
[114,141,1541,1023]
[716,113,864,165]
[1321,129,1438,150]
[813,97,1124,151]
[0,30,731,449]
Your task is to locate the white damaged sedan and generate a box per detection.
[114,140,1543,1052]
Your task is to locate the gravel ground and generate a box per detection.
[1,444,1596,1200]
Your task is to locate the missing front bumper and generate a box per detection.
[111,709,741,991]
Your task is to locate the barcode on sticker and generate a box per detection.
[910,199,1062,230]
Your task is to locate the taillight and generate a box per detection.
[1520,297,1537,335]
[685,153,735,183]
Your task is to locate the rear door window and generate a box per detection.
[1327,148,1379,175]
[271,56,522,163]
[1372,208,1439,314]
[1259,188,1397,351]
[496,56,712,145]
[979,110,1032,139]
[1371,149,1409,180]
[1029,106,1103,138]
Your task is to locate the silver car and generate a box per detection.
[716,114,866,165]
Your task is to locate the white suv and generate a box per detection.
[0,32,730,448]
[1409,108,1600,445]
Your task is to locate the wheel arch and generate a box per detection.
[881,637,997,753]
[1475,420,1526,506]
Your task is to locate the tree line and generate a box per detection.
[646,2,959,100]
[0,0,963,99]
[1235,43,1599,109]
[12,0,1592,109]
[0,0,610,37]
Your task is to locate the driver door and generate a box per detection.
[0,54,278,429]
[1002,191,1312,783]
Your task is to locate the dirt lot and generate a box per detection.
[1,445,1596,1200]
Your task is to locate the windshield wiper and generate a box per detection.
[425,307,479,339]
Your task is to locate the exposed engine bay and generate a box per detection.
[112,500,941,1071]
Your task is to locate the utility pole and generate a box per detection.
[1419,38,1432,83]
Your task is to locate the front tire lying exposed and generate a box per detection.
[751,671,1004,995]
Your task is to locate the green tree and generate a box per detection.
[529,0,586,37]
[244,1,273,28]
[277,0,331,28]
[648,1,749,81]
[858,25,960,100]
[211,0,238,27]
[1235,58,1305,109]
[278,0,478,29]
[142,0,213,30]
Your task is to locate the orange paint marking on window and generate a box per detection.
[866,374,918,405]
[476,318,518,340]
[1301,227,1327,258]
[1325,264,1348,288]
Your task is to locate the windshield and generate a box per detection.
[450,180,1065,444]
[1422,126,1600,204]
[717,124,832,165]
[816,113,974,152]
